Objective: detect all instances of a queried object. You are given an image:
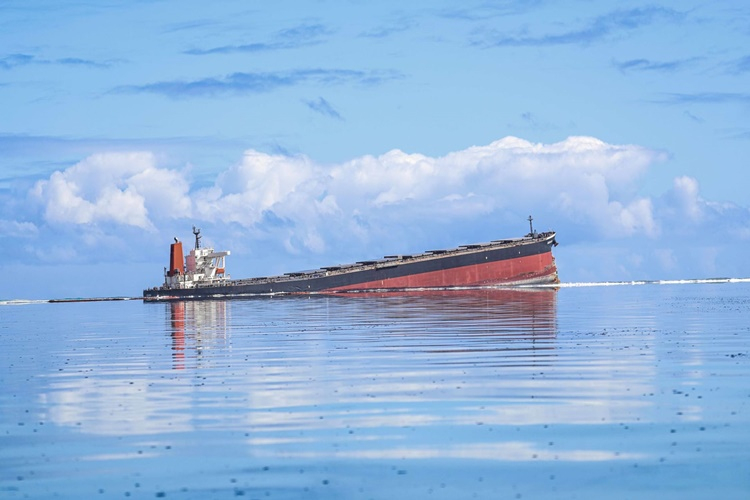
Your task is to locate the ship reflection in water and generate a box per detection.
[9,283,748,498]
[167,287,557,370]
[169,300,229,370]
[156,288,646,465]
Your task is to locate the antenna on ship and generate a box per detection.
[192,226,201,250]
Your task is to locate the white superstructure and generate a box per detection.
[164,227,230,289]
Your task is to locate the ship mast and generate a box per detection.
[192,226,201,250]
[528,215,534,237]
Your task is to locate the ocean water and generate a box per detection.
[1,282,749,499]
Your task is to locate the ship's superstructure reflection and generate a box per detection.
[169,300,229,369]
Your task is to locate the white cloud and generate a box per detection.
[141,136,662,257]
[193,150,318,226]
[8,134,750,292]
[670,176,703,222]
[606,198,658,237]
[654,175,750,246]
[129,166,192,219]
[29,137,667,241]
[361,136,661,237]
[23,136,750,282]
[31,152,191,229]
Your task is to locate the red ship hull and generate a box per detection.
[329,252,556,291]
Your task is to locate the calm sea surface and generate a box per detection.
[1,282,749,499]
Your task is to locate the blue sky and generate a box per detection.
[1,0,749,299]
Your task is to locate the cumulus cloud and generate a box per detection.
[29,137,667,244]
[654,175,750,242]
[33,137,749,261]
[670,176,703,222]
[176,135,665,254]
[15,135,750,283]
[194,150,317,226]
[31,152,191,229]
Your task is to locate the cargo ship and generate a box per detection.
[143,217,558,300]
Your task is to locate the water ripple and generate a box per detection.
[1,285,749,498]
